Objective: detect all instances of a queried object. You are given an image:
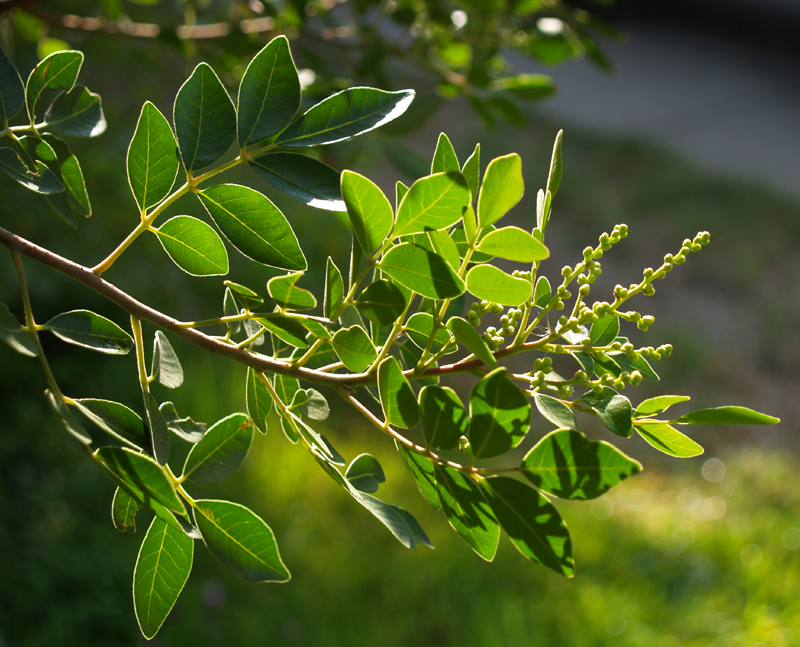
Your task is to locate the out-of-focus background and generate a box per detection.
[1,1,799,645]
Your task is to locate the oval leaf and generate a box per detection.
[73,398,147,448]
[635,395,691,417]
[342,170,394,253]
[533,393,577,430]
[25,50,83,119]
[466,264,532,306]
[404,312,453,354]
[636,422,704,458]
[127,101,179,213]
[397,443,441,510]
[182,413,254,484]
[673,406,780,426]
[45,309,133,355]
[477,226,549,262]
[332,325,377,373]
[477,153,523,227]
[155,215,229,276]
[589,315,619,347]
[267,271,316,310]
[356,279,407,325]
[469,367,531,459]
[151,330,184,389]
[345,453,386,493]
[246,368,272,435]
[393,171,470,238]
[446,316,498,369]
[419,385,468,451]
[0,46,25,121]
[380,243,465,300]
[112,487,141,533]
[251,152,344,211]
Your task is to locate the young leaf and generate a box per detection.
[466,265,532,306]
[250,153,344,211]
[533,393,577,430]
[481,477,573,577]
[393,172,470,238]
[672,406,780,425]
[237,36,300,147]
[636,422,704,458]
[477,153,523,227]
[345,453,386,493]
[396,180,409,207]
[419,385,468,451]
[43,85,106,138]
[276,87,414,148]
[635,395,691,417]
[324,257,344,319]
[0,302,37,357]
[174,62,236,171]
[112,487,141,533]
[521,429,642,499]
[0,46,25,121]
[342,170,394,254]
[332,325,377,372]
[246,368,272,434]
[469,368,531,459]
[46,389,92,444]
[25,50,83,120]
[155,215,229,277]
[534,276,551,307]
[380,243,465,300]
[491,74,555,99]
[182,413,253,484]
[356,279,407,325]
[44,309,133,355]
[378,356,419,429]
[434,464,500,561]
[462,143,480,200]
[144,392,170,466]
[431,132,459,173]
[0,147,64,194]
[446,316,498,369]
[267,272,316,310]
[127,101,179,213]
[476,226,549,262]
[396,443,440,510]
[150,331,183,389]
[194,499,291,583]
[404,312,454,354]
[133,516,194,640]
[589,315,620,347]
[579,388,633,438]
[547,129,564,197]
[197,184,306,271]
[159,402,206,443]
[73,398,147,449]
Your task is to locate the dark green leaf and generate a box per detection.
[635,395,691,417]
[397,443,440,510]
[477,153,524,227]
[469,367,531,459]
[159,401,206,443]
[391,506,434,549]
[267,271,316,310]
[155,215,229,277]
[174,62,236,171]
[419,385,468,451]
[127,101,179,213]
[0,46,25,121]
[579,387,633,438]
[133,516,193,640]
[378,356,419,429]
[112,487,141,533]
[354,491,416,549]
[345,453,386,493]
[0,146,63,194]
[380,243,465,300]
[224,280,263,310]
[195,499,290,583]
[589,315,619,347]
[332,325,377,372]
[151,331,183,389]
[198,184,306,270]
[44,309,133,355]
[246,368,272,434]
[0,302,37,356]
[325,257,344,319]
[46,389,91,444]
[571,351,594,376]
[431,132,459,173]
[43,135,91,217]
[277,87,414,148]
[636,422,704,458]
[393,171,470,238]
[466,265,532,306]
[356,280,406,325]
[144,393,170,465]
[342,170,394,253]
[73,398,147,448]
[25,50,83,119]
[256,315,308,348]
[521,429,642,499]
[534,393,577,430]
[183,413,253,484]
[476,226,549,262]
[446,316,498,369]
[43,85,106,137]
[251,152,344,211]
[673,406,780,425]
[481,477,573,576]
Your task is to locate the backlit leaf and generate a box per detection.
[127,101,179,213]
[0,147,63,194]
[112,486,141,533]
[466,264,532,306]
[462,143,480,200]
[155,215,228,277]
[431,132,459,173]
[46,389,91,444]
[73,398,147,448]
[246,368,272,434]
[43,85,106,137]
[256,315,308,348]
[224,280,263,310]
[267,271,316,310]
[397,443,440,510]
[332,325,377,372]
[404,312,454,354]
[469,367,531,459]
[393,172,470,238]
[547,129,563,197]
[43,135,91,217]
[251,153,344,211]
[380,243,465,300]
[342,170,394,254]
[44,309,133,355]
[0,302,37,356]
[356,279,407,325]
[534,276,551,307]
[183,413,253,484]
[159,401,206,443]
[25,50,83,119]
[477,153,523,227]
[673,406,780,425]
[378,356,419,429]
[144,392,170,465]
[419,385,468,450]
[579,387,633,438]
[635,395,691,417]
[345,453,386,493]
[151,331,184,389]
[534,393,577,430]
[325,257,344,319]
[589,315,619,347]
[476,226,549,262]
[446,316,498,369]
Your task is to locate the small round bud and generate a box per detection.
[561,266,572,277]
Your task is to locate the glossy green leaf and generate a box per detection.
[345,453,386,493]
[393,172,470,238]
[46,389,91,444]
[112,487,141,533]
[95,446,184,514]
[397,443,440,510]
[434,464,500,561]
[0,302,37,356]
[579,388,633,438]
[466,265,532,306]
[469,368,531,459]
[25,50,83,119]
[267,271,316,310]
[380,243,465,300]
[332,325,377,372]
[198,184,306,270]
[151,331,183,389]
[378,356,419,429]
[277,87,414,148]
[0,147,64,194]
[533,393,577,430]
[183,413,253,484]
[342,170,394,253]
[174,62,235,171]
[251,153,344,211]
[144,392,170,465]
[42,85,106,137]
[491,74,555,100]
[427,229,461,271]
[636,422,704,458]
[446,316,498,369]
[195,499,290,583]
[673,406,779,425]
[481,477,573,577]
[534,276,551,307]
[133,516,193,640]
[571,351,594,377]
[403,311,452,354]
[419,386,468,451]
[43,135,91,217]
[431,132,459,173]
[127,101,179,213]
[224,280,263,310]
[0,46,25,121]
[44,309,133,355]
[296,317,331,341]
[396,181,409,207]
[462,143,480,200]
[521,429,642,499]
[246,368,272,434]
[589,315,619,347]
[256,316,308,348]
[237,36,300,147]
[295,415,346,466]
[635,395,691,417]
[476,226,549,262]
[547,129,563,197]
[159,401,206,443]
[477,153,523,227]
[324,257,344,319]
[355,280,406,325]
[392,506,434,549]
[155,215,228,277]
[73,398,147,448]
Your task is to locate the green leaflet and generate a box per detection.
[256,316,308,348]
[224,280,263,310]
[174,62,236,171]
[533,276,551,307]
[547,129,564,197]
[15,135,74,226]
[404,312,454,354]
[112,487,141,533]
[589,315,619,347]
[476,226,549,262]
[356,279,407,325]
[579,388,633,438]
[481,476,573,577]
[0,46,25,121]
[250,153,344,211]
[396,443,440,510]
[194,499,290,583]
[534,393,577,430]
[276,87,414,148]
[25,50,83,120]
[182,413,253,484]
[521,429,642,499]
[133,516,193,640]
[267,272,316,310]
[446,316,498,369]
[73,398,147,449]
[378,356,419,429]
[144,392,170,466]
[159,402,206,443]
[0,302,37,356]
[673,406,780,425]
[393,171,470,238]
[469,368,531,459]
[380,243,465,300]
[44,309,133,355]
[427,229,461,270]
[466,264,532,307]
[237,36,300,147]
[477,153,524,227]
[342,170,394,254]
[325,257,344,319]
[44,135,91,218]
[396,181,409,208]
[290,388,329,421]
[345,453,386,493]
[197,184,306,271]
[0,146,64,195]
[491,74,555,100]
[635,395,691,417]
[246,368,272,434]
[431,132,460,173]
[151,331,184,389]
[462,143,480,200]
[43,85,106,138]
[636,422,704,458]
[419,385,468,450]
[155,215,229,277]
[434,464,500,561]
[46,389,91,444]
[332,325,377,372]
[127,101,179,213]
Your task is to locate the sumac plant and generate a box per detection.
[0,39,778,639]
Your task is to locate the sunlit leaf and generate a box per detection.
[127,101,179,213]
[73,398,147,449]
[393,172,470,238]
[635,395,691,417]
[673,406,780,426]
[378,356,419,429]
[466,265,532,306]
[342,170,394,254]
[446,316,498,369]
[404,312,454,354]
[579,387,633,438]
[476,226,549,262]
[477,153,523,227]
[431,132,459,173]
[534,393,577,430]
[469,367,531,459]
[332,325,377,372]
[267,271,316,310]
[251,153,344,211]
[636,422,704,458]
[397,443,440,510]
[112,486,141,533]
[380,243,465,300]
[345,453,386,493]
[26,50,83,119]
[419,386,468,451]
[44,309,133,355]
[356,279,406,325]
[246,368,272,435]
[183,413,253,484]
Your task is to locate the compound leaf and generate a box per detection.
[469,368,531,459]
